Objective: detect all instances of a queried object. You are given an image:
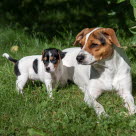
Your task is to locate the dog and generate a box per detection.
[62,27,136,116]
[2,48,66,97]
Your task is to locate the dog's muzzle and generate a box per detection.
[46,67,50,72]
[76,50,97,65]
[76,54,85,64]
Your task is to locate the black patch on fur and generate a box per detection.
[42,48,65,66]
[60,52,67,59]
[33,59,38,74]
[14,61,21,76]
[8,56,18,63]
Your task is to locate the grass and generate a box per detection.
[0,27,136,136]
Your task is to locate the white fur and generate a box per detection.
[62,46,136,116]
[3,54,68,97]
[77,50,96,65]
[2,53,9,59]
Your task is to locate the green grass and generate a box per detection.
[0,27,136,136]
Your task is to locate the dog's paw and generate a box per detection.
[98,112,109,119]
[128,106,136,115]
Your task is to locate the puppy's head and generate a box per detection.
[74,28,121,65]
[42,48,66,73]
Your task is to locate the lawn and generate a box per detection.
[0,27,136,136]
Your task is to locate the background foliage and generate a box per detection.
[0,0,135,38]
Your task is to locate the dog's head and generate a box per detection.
[74,28,121,65]
[42,48,66,73]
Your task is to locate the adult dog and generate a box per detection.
[3,48,66,97]
[62,27,136,116]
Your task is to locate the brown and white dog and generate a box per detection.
[63,27,136,116]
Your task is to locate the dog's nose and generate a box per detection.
[46,67,50,72]
[76,55,84,63]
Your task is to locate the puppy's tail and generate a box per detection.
[2,53,18,64]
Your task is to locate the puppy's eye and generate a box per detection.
[51,58,57,64]
[91,43,99,48]
[43,60,48,64]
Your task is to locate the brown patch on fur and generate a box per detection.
[42,57,47,61]
[54,59,60,69]
[73,28,95,46]
[52,53,61,70]
[83,38,113,61]
[101,28,121,47]
[75,28,120,61]
[41,50,45,61]
[50,56,54,61]
[82,29,114,60]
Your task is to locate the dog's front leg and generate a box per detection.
[118,90,136,115]
[117,77,136,115]
[44,80,53,98]
[84,87,107,117]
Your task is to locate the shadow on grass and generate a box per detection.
[24,80,75,93]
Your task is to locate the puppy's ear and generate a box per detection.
[73,28,91,46]
[57,49,67,59]
[60,52,66,59]
[41,49,46,60]
[101,28,121,47]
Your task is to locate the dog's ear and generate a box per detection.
[60,52,67,59]
[41,49,46,60]
[101,28,121,47]
[57,49,67,59]
[73,28,91,46]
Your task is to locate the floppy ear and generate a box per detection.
[101,28,121,47]
[41,49,46,60]
[57,49,67,59]
[73,28,91,46]
[60,52,67,59]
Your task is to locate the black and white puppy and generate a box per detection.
[2,48,66,97]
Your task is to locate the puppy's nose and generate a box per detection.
[76,55,84,63]
[46,67,50,72]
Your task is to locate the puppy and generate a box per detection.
[63,27,136,116]
[2,48,66,97]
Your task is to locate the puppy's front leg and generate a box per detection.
[44,80,53,98]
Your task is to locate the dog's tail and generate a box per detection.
[2,53,18,64]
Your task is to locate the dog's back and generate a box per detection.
[19,55,46,80]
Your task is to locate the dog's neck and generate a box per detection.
[51,60,64,81]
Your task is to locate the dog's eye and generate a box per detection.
[43,60,48,64]
[51,59,57,64]
[91,43,99,48]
